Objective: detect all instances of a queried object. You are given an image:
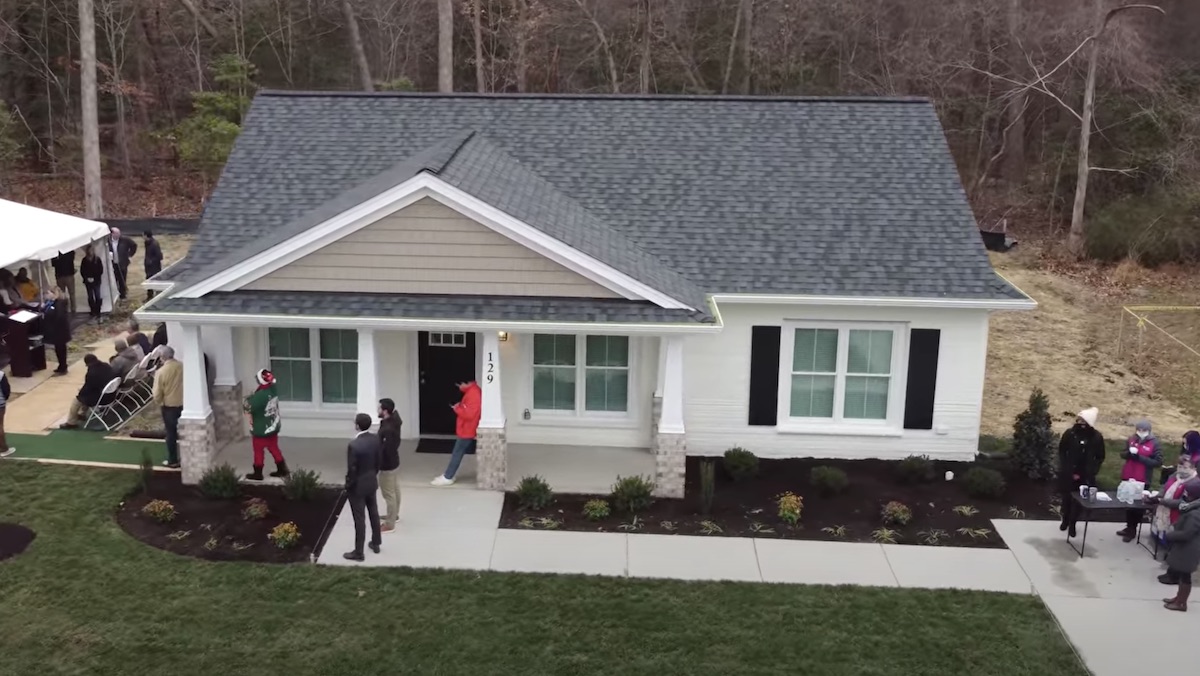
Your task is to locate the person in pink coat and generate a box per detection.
[1117,419,1163,542]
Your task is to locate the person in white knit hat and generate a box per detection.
[1057,407,1107,537]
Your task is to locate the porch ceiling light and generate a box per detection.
[498,331,509,342]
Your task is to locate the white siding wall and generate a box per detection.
[684,303,990,461]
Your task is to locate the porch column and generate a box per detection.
[651,337,667,440]
[178,323,217,484]
[202,325,244,444]
[654,335,686,498]
[356,328,379,428]
[476,330,507,491]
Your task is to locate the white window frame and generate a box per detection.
[262,327,358,412]
[525,333,639,425]
[776,321,908,436]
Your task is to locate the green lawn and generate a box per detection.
[6,429,165,465]
[0,463,1086,676]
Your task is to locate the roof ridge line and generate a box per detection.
[256,90,931,105]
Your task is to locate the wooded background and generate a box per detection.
[1,0,1198,262]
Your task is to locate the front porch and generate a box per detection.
[213,437,655,494]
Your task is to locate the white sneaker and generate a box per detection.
[0,448,15,458]
[430,475,455,487]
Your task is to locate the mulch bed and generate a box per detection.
[116,473,342,563]
[500,456,1089,549]
[0,523,37,561]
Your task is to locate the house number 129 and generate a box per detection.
[486,352,495,383]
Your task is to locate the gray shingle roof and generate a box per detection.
[173,92,1025,303]
[147,291,714,325]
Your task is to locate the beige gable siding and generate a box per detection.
[244,197,620,297]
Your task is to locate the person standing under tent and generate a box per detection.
[143,231,163,300]
[41,288,72,375]
[109,227,137,301]
[80,247,104,318]
[51,250,76,315]
[243,369,289,480]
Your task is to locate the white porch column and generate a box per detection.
[654,335,686,498]
[356,329,379,426]
[166,321,185,358]
[476,330,507,491]
[655,336,667,398]
[202,325,244,443]
[178,323,217,484]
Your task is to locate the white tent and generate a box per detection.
[1,199,118,313]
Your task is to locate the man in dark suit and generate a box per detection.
[143,231,163,299]
[344,413,383,561]
[109,227,137,300]
[51,249,76,315]
[60,354,116,429]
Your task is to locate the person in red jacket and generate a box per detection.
[431,381,481,486]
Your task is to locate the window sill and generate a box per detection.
[519,412,640,430]
[775,423,903,438]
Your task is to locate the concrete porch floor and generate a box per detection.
[212,436,655,494]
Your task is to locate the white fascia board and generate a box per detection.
[130,309,723,335]
[710,293,1038,311]
[174,173,692,310]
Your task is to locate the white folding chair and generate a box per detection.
[133,353,158,401]
[83,377,125,431]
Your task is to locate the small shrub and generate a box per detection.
[198,463,241,500]
[282,468,320,501]
[518,517,536,529]
[611,475,655,514]
[952,505,979,517]
[810,465,849,497]
[137,448,154,494]
[749,522,775,534]
[142,499,177,523]
[268,522,301,549]
[722,447,760,482]
[618,516,644,532]
[777,492,804,525]
[957,527,993,540]
[699,460,716,515]
[166,530,191,541]
[1012,388,1056,481]
[515,475,553,510]
[698,520,723,535]
[535,516,561,530]
[1008,506,1027,519]
[822,525,848,538]
[203,537,219,551]
[871,527,899,544]
[582,499,611,521]
[660,520,679,532]
[919,528,949,545]
[881,500,912,526]
[963,467,1007,499]
[896,455,935,485]
[241,497,269,521]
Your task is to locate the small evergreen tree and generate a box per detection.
[169,55,257,176]
[1012,388,1055,480]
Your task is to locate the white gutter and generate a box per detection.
[710,293,1037,311]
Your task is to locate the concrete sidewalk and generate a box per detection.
[4,339,116,435]
[315,487,1033,594]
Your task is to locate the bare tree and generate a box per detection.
[739,0,752,94]
[177,0,218,40]
[1067,2,1165,257]
[79,0,102,218]
[1002,0,1026,184]
[515,0,528,92]
[438,0,453,92]
[472,0,484,92]
[720,1,742,94]
[638,0,652,93]
[342,0,373,90]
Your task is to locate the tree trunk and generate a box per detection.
[1002,0,1026,185]
[721,2,742,95]
[1067,1,1105,258]
[739,0,753,94]
[177,0,218,40]
[438,0,453,92]
[515,0,527,92]
[341,0,373,91]
[638,0,652,93]
[473,0,485,92]
[79,0,103,219]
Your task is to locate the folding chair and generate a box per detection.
[83,377,125,432]
[133,353,158,401]
[113,367,150,419]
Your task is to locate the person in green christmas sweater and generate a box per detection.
[244,368,289,480]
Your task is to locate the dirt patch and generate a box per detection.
[0,523,37,561]
[499,456,1097,549]
[116,473,342,564]
[985,252,1195,442]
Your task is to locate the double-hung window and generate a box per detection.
[532,334,630,415]
[780,323,902,428]
[267,328,358,406]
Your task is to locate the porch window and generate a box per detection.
[532,334,629,415]
[780,323,902,426]
[267,328,358,405]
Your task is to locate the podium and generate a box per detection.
[4,310,46,378]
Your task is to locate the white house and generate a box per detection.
[135,91,1034,497]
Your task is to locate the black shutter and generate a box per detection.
[748,326,781,426]
[903,329,941,430]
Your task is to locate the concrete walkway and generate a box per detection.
[4,339,116,435]
[315,487,1033,593]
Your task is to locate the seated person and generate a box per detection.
[14,268,40,303]
[109,338,142,379]
[125,319,152,356]
[60,354,116,429]
[0,270,36,312]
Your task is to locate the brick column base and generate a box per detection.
[653,432,686,498]
[476,427,507,491]
[179,413,217,485]
[650,395,663,442]
[210,383,246,444]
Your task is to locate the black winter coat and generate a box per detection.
[41,301,71,345]
[80,255,103,286]
[77,361,116,406]
[1059,425,1106,490]
[144,237,163,276]
[52,251,75,277]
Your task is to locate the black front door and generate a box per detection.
[418,331,477,436]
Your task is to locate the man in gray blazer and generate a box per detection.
[344,413,383,561]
